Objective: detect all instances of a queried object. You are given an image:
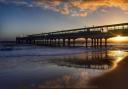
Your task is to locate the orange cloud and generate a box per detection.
[1,0,128,16]
[34,0,128,16]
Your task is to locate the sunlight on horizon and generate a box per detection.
[109,35,128,42]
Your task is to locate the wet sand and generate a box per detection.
[90,56,128,89]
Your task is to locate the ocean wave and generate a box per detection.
[0,46,91,57]
[0,45,128,57]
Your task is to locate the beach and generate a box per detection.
[0,44,128,89]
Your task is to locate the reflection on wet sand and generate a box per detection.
[89,50,128,89]
[108,50,128,70]
[1,50,127,89]
[39,50,128,89]
[39,72,94,89]
[48,51,112,70]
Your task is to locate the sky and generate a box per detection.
[0,0,128,40]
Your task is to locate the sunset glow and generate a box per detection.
[108,50,128,70]
[110,35,128,42]
[1,0,128,40]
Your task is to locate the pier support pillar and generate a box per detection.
[51,39,54,46]
[73,39,76,47]
[58,39,60,46]
[44,39,46,46]
[105,38,107,47]
[68,38,71,47]
[42,39,44,46]
[46,39,48,46]
[85,38,88,48]
[100,38,102,47]
[97,38,99,47]
[32,40,34,44]
[49,39,52,46]
[54,39,56,46]
[91,38,94,47]
[27,40,29,44]
[51,39,53,46]
[47,39,49,46]
[94,39,96,48]
[63,39,65,46]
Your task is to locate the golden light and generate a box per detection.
[108,50,128,70]
[110,35,128,42]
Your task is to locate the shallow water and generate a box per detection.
[0,45,128,89]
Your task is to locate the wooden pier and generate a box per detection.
[16,23,128,47]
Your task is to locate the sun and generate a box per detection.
[115,35,125,40]
[110,35,128,42]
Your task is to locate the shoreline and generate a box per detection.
[0,46,108,57]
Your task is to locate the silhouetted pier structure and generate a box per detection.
[16,23,128,47]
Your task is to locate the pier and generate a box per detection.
[16,23,128,47]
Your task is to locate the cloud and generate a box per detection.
[0,0,33,7]
[1,0,128,16]
[33,0,128,16]
[33,0,89,16]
